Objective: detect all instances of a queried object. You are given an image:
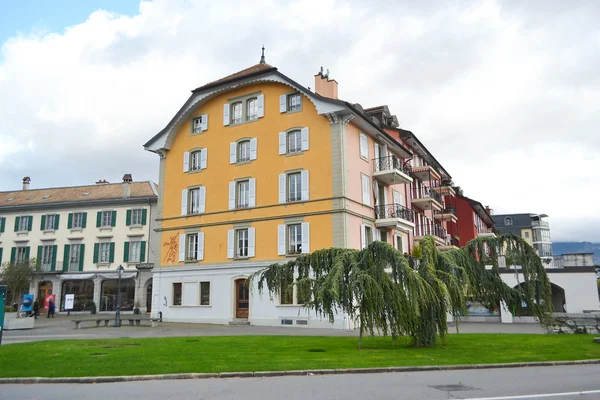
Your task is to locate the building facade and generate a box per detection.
[492,213,553,259]
[144,58,467,327]
[0,176,158,314]
[450,190,495,247]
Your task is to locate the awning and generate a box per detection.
[97,272,137,280]
[58,273,97,280]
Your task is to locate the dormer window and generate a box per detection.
[191,114,208,134]
[247,98,258,121]
[504,217,513,226]
[231,102,243,124]
[223,94,264,126]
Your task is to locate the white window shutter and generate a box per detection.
[223,104,230,126]
[361,224,367,249]
[183,152,189,172]
[201,114,208,131]
[230,143,237,164]
[228,182,235,210]
[200,148,207,170]
[301,222,310,254]
[362,176,370,206]
[227,230,234,259]
[374,143,380,160]
[197,232,205,261]
[277,225,286,255]
[249,178,256,207]
[181,189,188,216]
[198,186,206,213]
[248,227,256,257]
[250,138,257,160]
[278,132,286,155]
[374,229,380,242]
[393,190,402,206]
[178,234,186,261]
[301,127,309,151]
[278,174,286,203]
[279,95,287,113]
[257,94,264,118]
[383,186,388,205]
[301,170,309,201]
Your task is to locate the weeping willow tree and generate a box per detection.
[249,233,552,348]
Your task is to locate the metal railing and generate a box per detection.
[374,203,414,222]
[531,220,549,227]
[414,221,447,239]
[373,156,412,176]
[436,206,456,216]
[412,184,443,204]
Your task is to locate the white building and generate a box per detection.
[0,176,158,314]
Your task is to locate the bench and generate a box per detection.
[72,318,113,329]
[124,317,150,326]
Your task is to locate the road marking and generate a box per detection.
[464,390,600,399]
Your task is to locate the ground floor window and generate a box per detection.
[61,280,94,311]
[100,279,135,311]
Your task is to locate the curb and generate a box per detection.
[2,359,599,384]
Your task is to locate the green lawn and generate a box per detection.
[1,335,599,378]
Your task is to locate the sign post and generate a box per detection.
[65,294,75,317]
[0,286,7,346]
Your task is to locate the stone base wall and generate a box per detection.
[551,313,600,334]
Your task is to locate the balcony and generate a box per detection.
[434,206,458,223]
[411,164,441,182]
[438,236,460,252]
[477,228,496,238]
[411,185,443,211]
[432,185,455,197]
[374,203,415,233]
[372,156,413,185]
[413,221,446,246]
[531,220,549,228]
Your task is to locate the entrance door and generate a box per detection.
[146,284,152,313]
[235,279,249,318]
[38,282,53,313]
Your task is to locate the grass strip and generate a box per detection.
[1,334,599,378]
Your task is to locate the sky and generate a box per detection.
[0,0,598,242]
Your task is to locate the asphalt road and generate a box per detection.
[2,364,599,400]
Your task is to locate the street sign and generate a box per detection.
[65,294,75,310]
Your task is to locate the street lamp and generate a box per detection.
[114,265,125,328]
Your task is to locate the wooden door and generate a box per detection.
[38,282,53,313]
[235,279,249,318]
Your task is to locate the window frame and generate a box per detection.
[98,242,111,264]
[236,228,249,258]
[231,101,243,125]
[287,93,302,112]
[16,246,28,264]
[18,216,29,232]
[188,188,201,215]
[365,226,373,247]
[287,172,302,202]
[101,211,112,228]
[44,214,56,231]
[237,140,251,163]
[69,244,81,269]
[172,282,182,306]
[287,130,302,154]
[191,115,204,134]
[200,281,211,306]
[186,233,199,262]
[41,245,53,270]
[72,212,83,229]
[287,224,302,255]
[504,217,513,226]
[236,180,250,209]
[359,133,369,160]
[131,209,143,226]
[190,150,202,171]
[129,240,141,263]
[246,97,258,121]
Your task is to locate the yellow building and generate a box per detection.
[144,54,415,327]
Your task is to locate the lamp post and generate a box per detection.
[114,265,125,328]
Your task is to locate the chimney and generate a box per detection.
[122,174,132,198]
[95,179,109,185]
[486,206,493,215]
[314,66,338,99]
[22,177,31,190]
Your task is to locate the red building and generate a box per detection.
[447,188,495,247]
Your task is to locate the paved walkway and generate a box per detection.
[1,314,545,344]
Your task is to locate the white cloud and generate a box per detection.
[0,0,599,241]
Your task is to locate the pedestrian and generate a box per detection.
[47,298,55,318]
[32,298,40,319]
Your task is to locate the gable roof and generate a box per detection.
[193,63,276,93]
[0,182,158,209]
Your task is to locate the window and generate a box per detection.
[192,115,204,134]
[280,278,293,305]
[72,212,83,229]
[236,180,250,209]
[287,173,301,202]
[524,231,530,239]
[130,209,142,226]
[361,174,371,206]
[190,151,202,171]
[189,188,201,214]
[99,242,111,263]
[44,214,56,231]
[102,211,112,227]
[187,233,199,261]
[19,216,29,232]
[287,130,302,153]
[247,98,258,121]
[288,94,301,112]
[173,283,182,306]
[379,229,387,243]
[236,229,249,258]
[200,282,210,306]
[129,241,141,263]
[288,224,302,254]
[395,235,403,253]
[70,245,81,270]
[232,102,242,124]
[359,133,369,159]
[16,247,28,264]
[41,245,53,271]
[100,279,134,311]
[62,280,94,312]
[361,225,373,249]
[504,217,513,226]
[238,140,251,162]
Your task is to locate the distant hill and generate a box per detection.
[552,242,600,264]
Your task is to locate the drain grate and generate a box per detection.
[430,384,478,392]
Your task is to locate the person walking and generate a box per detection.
[32,298,40,319]
[47,298,55,318]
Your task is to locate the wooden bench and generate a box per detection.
[124,317,150,326]
[72,318,113,329]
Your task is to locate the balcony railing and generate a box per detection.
[374,203,414,222]
[436,207,456,216]
[532,220,549,227]
[373,156,412,176]
[414,222,447,240]
[412,185,443,204]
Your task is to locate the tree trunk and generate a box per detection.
[359,319,363,349]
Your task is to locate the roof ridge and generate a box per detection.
[193,63,276,92]
[0,181,155,194]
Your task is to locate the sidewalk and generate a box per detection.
[1,314,545,345]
